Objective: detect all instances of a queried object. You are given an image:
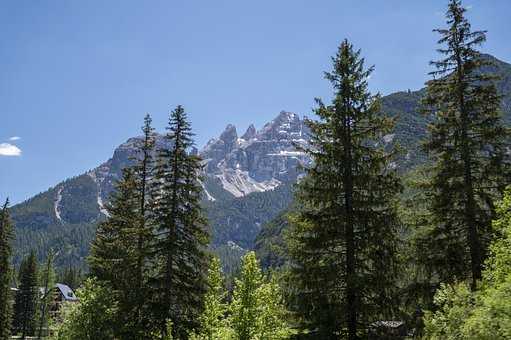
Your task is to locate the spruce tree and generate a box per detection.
[13,251,39,338]
[422,0,510,289]
[288,40,401,339]
[89,168,144,338]
[152,105,209,338]
[0,199,13,340]
[89,114,157,339]
[131,113,156,329]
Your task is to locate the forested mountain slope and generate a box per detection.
[10,54,511,271]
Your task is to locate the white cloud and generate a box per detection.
[9,136,21,141]
[0,143,22,156]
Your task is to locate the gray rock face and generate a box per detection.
[88,135,172,205]
[241,124,256,140]
[201,111,311,197]
[83,110,310,206]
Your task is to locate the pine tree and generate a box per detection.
[422,0,510,289]
[12,251,39,338]
[37,250,56,339]
[152,105,209,338]
[0,199,14,340]
[287,40,401,339]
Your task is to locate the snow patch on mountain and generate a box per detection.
[54,187,63,222]
[199,180,216,201]
[97,194,110,217]
[87,170,110,217]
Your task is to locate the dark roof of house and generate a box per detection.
[56,283,78,301]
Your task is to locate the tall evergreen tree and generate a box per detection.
[288,40,401,339]
[132,113,156,328]
[12,251,39,338]
[89,114,157,339]
[89,168,146,339]
[0,199,14,340]
[422,0,510,289]
[152,105,209,338]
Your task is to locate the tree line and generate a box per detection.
[1,0,511,339]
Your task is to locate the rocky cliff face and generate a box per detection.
[201,111,311,198]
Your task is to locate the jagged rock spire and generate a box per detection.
[241,124,256,140]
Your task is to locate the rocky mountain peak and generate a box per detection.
[241,124,256,140]
[220,124,238,143]
[258,110,306,142]
[199,111,311,198]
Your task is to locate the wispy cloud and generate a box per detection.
[0,143,22,156]
[9,136,21,141]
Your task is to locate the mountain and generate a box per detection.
[201,111,311,198]
[9,111,310,269]
[10,54,511,271]
[254,54,511,269]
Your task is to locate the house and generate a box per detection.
[54,283,78,303]
[11,283,77,311]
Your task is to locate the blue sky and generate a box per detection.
[1,0,510,204]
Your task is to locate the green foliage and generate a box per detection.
[189,257,230,340]
[151,105,210,338]
[37,250,56,338]
[89,115,158,339]
[12,251,39,337]
[52,278,118,340]
[422,0,511,288]
[254,211,290,270]
[424,282,474,339]
[57,266,84,291]
[229,251,292,340]
[288,39,402,338]
[0,200,13,340]
[397,167,439,315]
[89,168,151,338]
[191,252,293,340]
[230,251,264,340]
[424,186,511,339]
[11,176,100,271]
[206,183,293,249]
